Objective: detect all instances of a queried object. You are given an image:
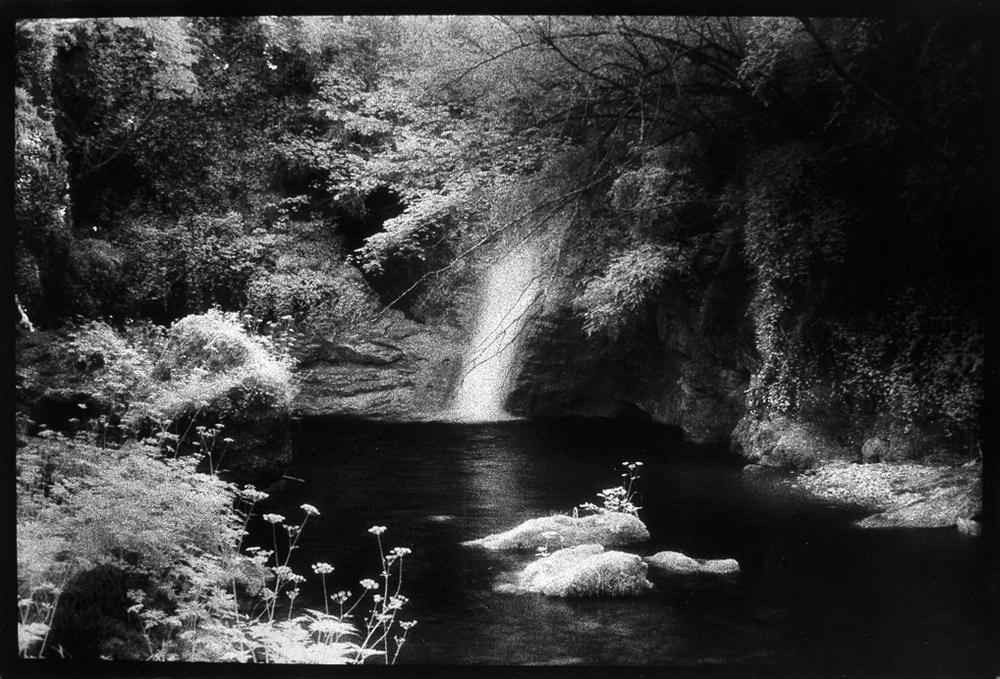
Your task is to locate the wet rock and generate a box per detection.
[323,340,404,365]
[646,551,740,576]
[293,317,462,420]
[793,460,982,529]
[506,280,752,444]
[855,479,982,528]
[517,544,653,597]
[956,517,981,537]
[463,512,649,551]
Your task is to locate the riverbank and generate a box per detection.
[787,459,982,532]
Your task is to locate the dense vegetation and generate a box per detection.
[14,13,993,661]
[16,15,991,438]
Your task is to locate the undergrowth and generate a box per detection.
[17,311,414,663]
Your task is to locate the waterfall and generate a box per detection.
[450,240,543,421]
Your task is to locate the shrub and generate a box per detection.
[245,266,379,329]
[149,309,296,420]
[67,239,125,318]
[69,311,295,436]
[70,320,159,411]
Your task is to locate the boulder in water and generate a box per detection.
[517,544,652,597]
[646,551,740,576]
[463,512,649,551]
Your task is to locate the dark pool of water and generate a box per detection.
[250,417,995,671]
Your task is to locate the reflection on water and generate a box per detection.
[249,417,995,670]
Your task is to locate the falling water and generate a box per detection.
[449,241,543,421]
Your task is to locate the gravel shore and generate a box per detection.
[789,459,982,530]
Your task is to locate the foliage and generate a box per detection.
[113,213,278,319]
[15,86,71,321]
[578,461,643,517]
[575,243,688,338]
[243,222,381,328]
[17,430,414,662]
[67,238,126,318]
[15,14,989,450]
[68,310,295,438]
[151,309,296,418]
[831,293,984,437]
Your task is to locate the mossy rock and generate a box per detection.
[646,550,740,576]
[464,512,649,551]
[517,544,653,597]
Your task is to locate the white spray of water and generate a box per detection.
[449,241,543,421]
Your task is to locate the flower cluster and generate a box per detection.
[578,461,642,516]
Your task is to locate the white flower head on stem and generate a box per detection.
[263,513,285,524]
[312,562,334,575]
[368,526,386,536]
[301,503,320,516]
[360,579,379,590]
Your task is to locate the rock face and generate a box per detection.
[463,512,650,551]
[646,551,740,576]
[516,544,653,597]
[507,283,752,444]
[293,310,464,419]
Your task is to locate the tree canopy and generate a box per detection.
[14,13,994,438]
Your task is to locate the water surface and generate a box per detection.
[252,417,994,671]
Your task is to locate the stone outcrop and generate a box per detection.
[293,310,463,420]
[514,544,653,597]
[507,285,753,444]
[646,551,740,576]
[463,512,650,551]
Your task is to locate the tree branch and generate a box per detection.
[77,98,162,180]
[798,17,979,181]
